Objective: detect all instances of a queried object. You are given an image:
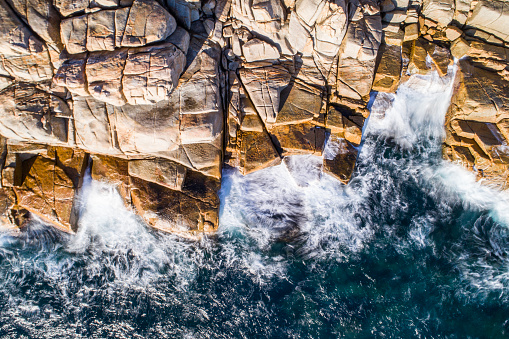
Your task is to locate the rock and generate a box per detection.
[128,158,187,190]
[61,1,177,53]
[466,0,509,43]
[61,14,88,54]
[12,146,87,232]
[86,49,127,105]
[90,154,131,203]
[372,43,402,92]
[403,23,419,41]
[445,25,462,41]
[130,176,218,236]
[0,0,53,81]
[336,6,382,101]
[268,122,326,155]
[122,0,176,46]
[237,130,281,174]
[450,37,470,59]
[54,0,90,17]
[72,96,120,154]
[87,9,116,51]
[239,65,291,123]
[122,43,186,105]
[421,0,454,27]
[444,58,509,189]
[323,135,358,184]
[383,10,407,23]
[242,38,280,62]
[426,43,452,76]
[6,0,61,46]
[0,84,69,145]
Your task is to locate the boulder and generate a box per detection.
[466,0,509,43]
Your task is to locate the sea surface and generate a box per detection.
[1,67,509,338]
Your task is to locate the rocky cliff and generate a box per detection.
[0,0,508,235]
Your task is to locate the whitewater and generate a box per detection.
[1,65,509,337]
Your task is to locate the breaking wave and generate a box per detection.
[1,66,509,337]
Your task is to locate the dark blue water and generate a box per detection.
[1,71,509,338]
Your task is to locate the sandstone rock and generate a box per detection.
[6,0,61,46]
[466,0,509,43]
[61,14,88,54]
[128,158,187,190]
[122,43,186,105]
[113,99,182,156]
[130,176,218,236]
[336,6,382,101]
[90,154,131,203]
[276,80,323,125]
[450,37,470,59]
[86,48,127,105]
[0,0,53,81]
[72,95,120,154]
[242,38,280,62]
[121,0,176,47]
[323,135,357,184]
[54,0,90,17]
[87,9,116,51]
[422,0,454,27]
[268,122,326,155]
[53,54,89,96]
[237,129,281,174]
[12,146,87,232]
[403,23,419,41]
[445,25,462,41]
[426,43,452,76]
[239,65,291,123]
[0,84,69,145]
[372,43,402,92]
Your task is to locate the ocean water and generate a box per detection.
[1,68,509,338]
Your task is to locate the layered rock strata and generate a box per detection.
[1,0,509,235]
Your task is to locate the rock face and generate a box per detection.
[1,0,509,234]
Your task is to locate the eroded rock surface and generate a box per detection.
[2,0,509,235]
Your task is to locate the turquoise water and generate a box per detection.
[1,70,509,338]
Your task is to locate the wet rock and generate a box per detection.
[372,43,402,92]
[323,135,358,184]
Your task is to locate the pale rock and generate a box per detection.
[0,0,54,81]
[114,7,130,47]
[0,84,68,144]
[54,0,89,16]
[72,95,120,154]
[86,9,116,52]
[336,10,382,100]
[384,29,404,45]
[6,0,61,46]
[113,100,181,156]
[86,48,128,106]
[239,65,291,123]
[295,0,327,27]
[0,77,12,91]
[403,23,419,41]
[61,15,88,54]
[450,37,470,59]
[122,43,186,105]
[422,0,455,27]
[121,0,177,47]
[404,7,418,24]
[313,0,349,57]
[383,10,407,23]
[128,158,187,191]
[242,38,280,62]
[53,55,89,96]
[445,25,462,41]
[466,0,509,43]
[453,0,472,25]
